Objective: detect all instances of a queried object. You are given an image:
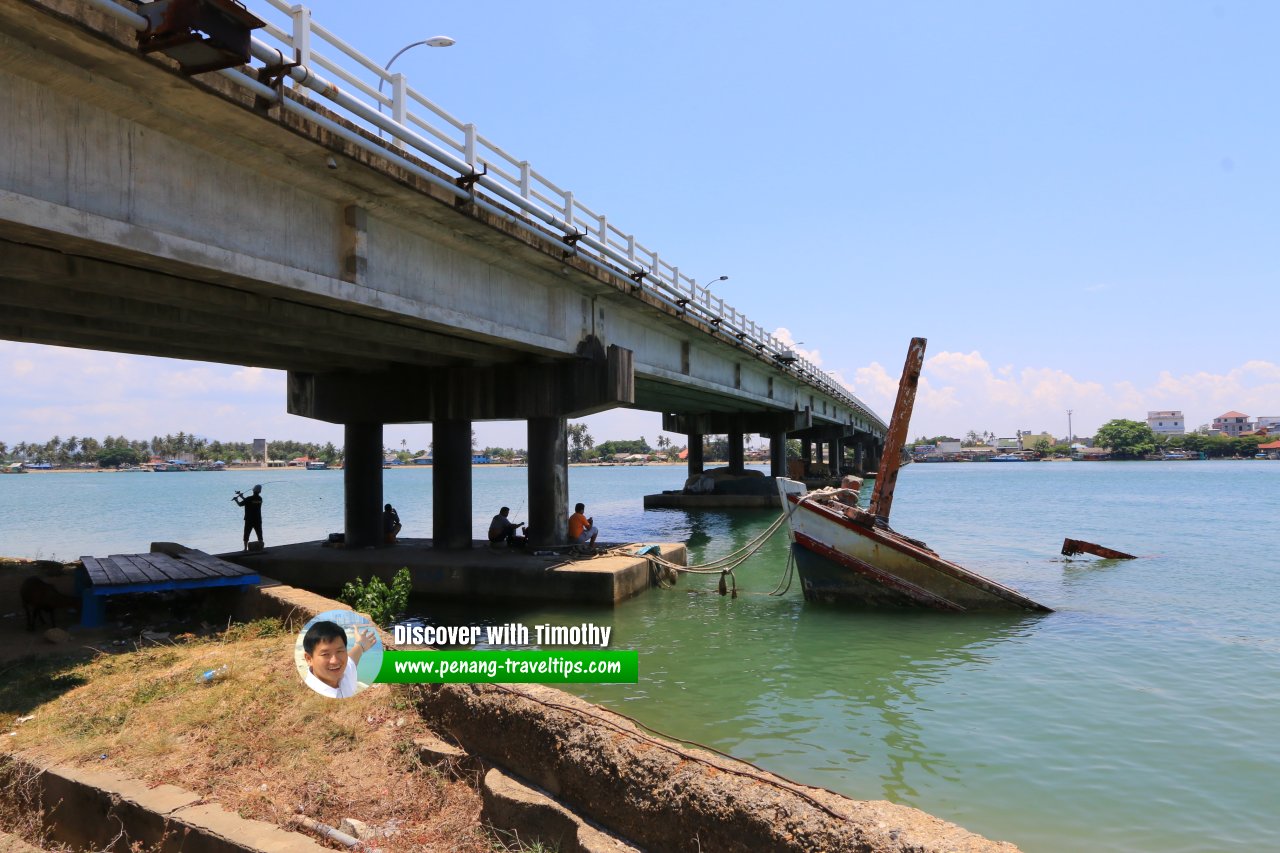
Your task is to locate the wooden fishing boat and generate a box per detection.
[777,337,1052,613]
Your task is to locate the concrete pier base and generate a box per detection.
[643,493,780,509]
[227,539,686,605]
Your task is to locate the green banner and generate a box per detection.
[374,650,638,684]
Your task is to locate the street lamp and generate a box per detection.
[1067,409,1073,446]
[377,36,457,110]
[700,274,729,294]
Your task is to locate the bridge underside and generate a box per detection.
[0,0,886,552]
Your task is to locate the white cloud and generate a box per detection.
[847,351,1280,439]
[3,342,1277,449]
[772,327,822,366]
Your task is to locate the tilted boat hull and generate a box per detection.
[779,480,1051,613]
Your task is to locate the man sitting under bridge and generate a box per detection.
[568,502,599,549]
[488,506,526,547]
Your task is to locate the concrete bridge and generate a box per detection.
[0,0,886,548]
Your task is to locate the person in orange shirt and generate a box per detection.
[567,502,598,546]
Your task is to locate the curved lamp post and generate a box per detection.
[700,274,729,294]
[376,36,457,118]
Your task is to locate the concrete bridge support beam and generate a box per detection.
[432,420,474,550]
[801,438,812,471]
[527,416,568,547]
[832,435,844,476]
[727,432,745,474]
[343,422,384,549]
[770,433,787,478]
[687,435,704,478]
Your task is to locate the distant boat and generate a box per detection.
[990,454,1029,462]
[778,337,1053,613]
[306,461,328,470]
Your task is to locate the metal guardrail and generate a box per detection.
[85,0,885,431]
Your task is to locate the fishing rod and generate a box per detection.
[230,479,290,501]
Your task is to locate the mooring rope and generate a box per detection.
[600,511,789,597]
[767,545,796,597]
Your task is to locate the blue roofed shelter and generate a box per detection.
[75,546,259,627]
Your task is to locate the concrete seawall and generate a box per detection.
[243,583,1021,852]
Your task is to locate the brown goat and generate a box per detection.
[20,577,79,631]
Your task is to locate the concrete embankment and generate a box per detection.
[1,756,332,853]
[245,582,1020,852]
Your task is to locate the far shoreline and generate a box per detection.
[5,460,754,474]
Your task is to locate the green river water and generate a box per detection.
[2,460,1277,851]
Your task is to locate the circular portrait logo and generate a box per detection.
[294,609,383,699]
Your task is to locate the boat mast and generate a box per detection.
[868,336,927,525]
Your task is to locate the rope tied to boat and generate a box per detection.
[630,512,789,595]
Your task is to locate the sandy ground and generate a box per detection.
[0,560,102,664]
[0,560,217,665]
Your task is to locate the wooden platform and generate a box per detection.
[75,548,260,627]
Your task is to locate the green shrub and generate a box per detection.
[338,567,412,626]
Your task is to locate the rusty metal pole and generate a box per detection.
[868,337,927,524]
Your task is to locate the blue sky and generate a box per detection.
[3,1,1278,449]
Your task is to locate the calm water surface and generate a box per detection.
[2,461,1277,851]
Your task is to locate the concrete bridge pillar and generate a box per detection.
[432,419,473,550]
[867,440,881,474]
[855,439,866,473]
[687,434,704,478]
[527,416,568,547]
[727,431,745,474]
[801,438,812,472]
[770,433,787,478]
[832,435,844,475]
[343,422,384,549]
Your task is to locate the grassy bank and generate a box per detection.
[0,621,490,851]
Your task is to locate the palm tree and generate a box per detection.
[567,423,587,462]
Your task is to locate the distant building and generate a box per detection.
[1018,432,1057,451]
[995,437,1020,450]
[1213,411,1251,437]
[1146,410,1185,436]
[937,440,963,454]
[1255,416,1280,431]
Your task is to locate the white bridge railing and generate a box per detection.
[90,0,882,429]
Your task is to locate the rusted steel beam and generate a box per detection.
[1061,538,1136,560]
[868,337,927,524]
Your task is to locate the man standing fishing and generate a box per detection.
[233,484,264,551]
